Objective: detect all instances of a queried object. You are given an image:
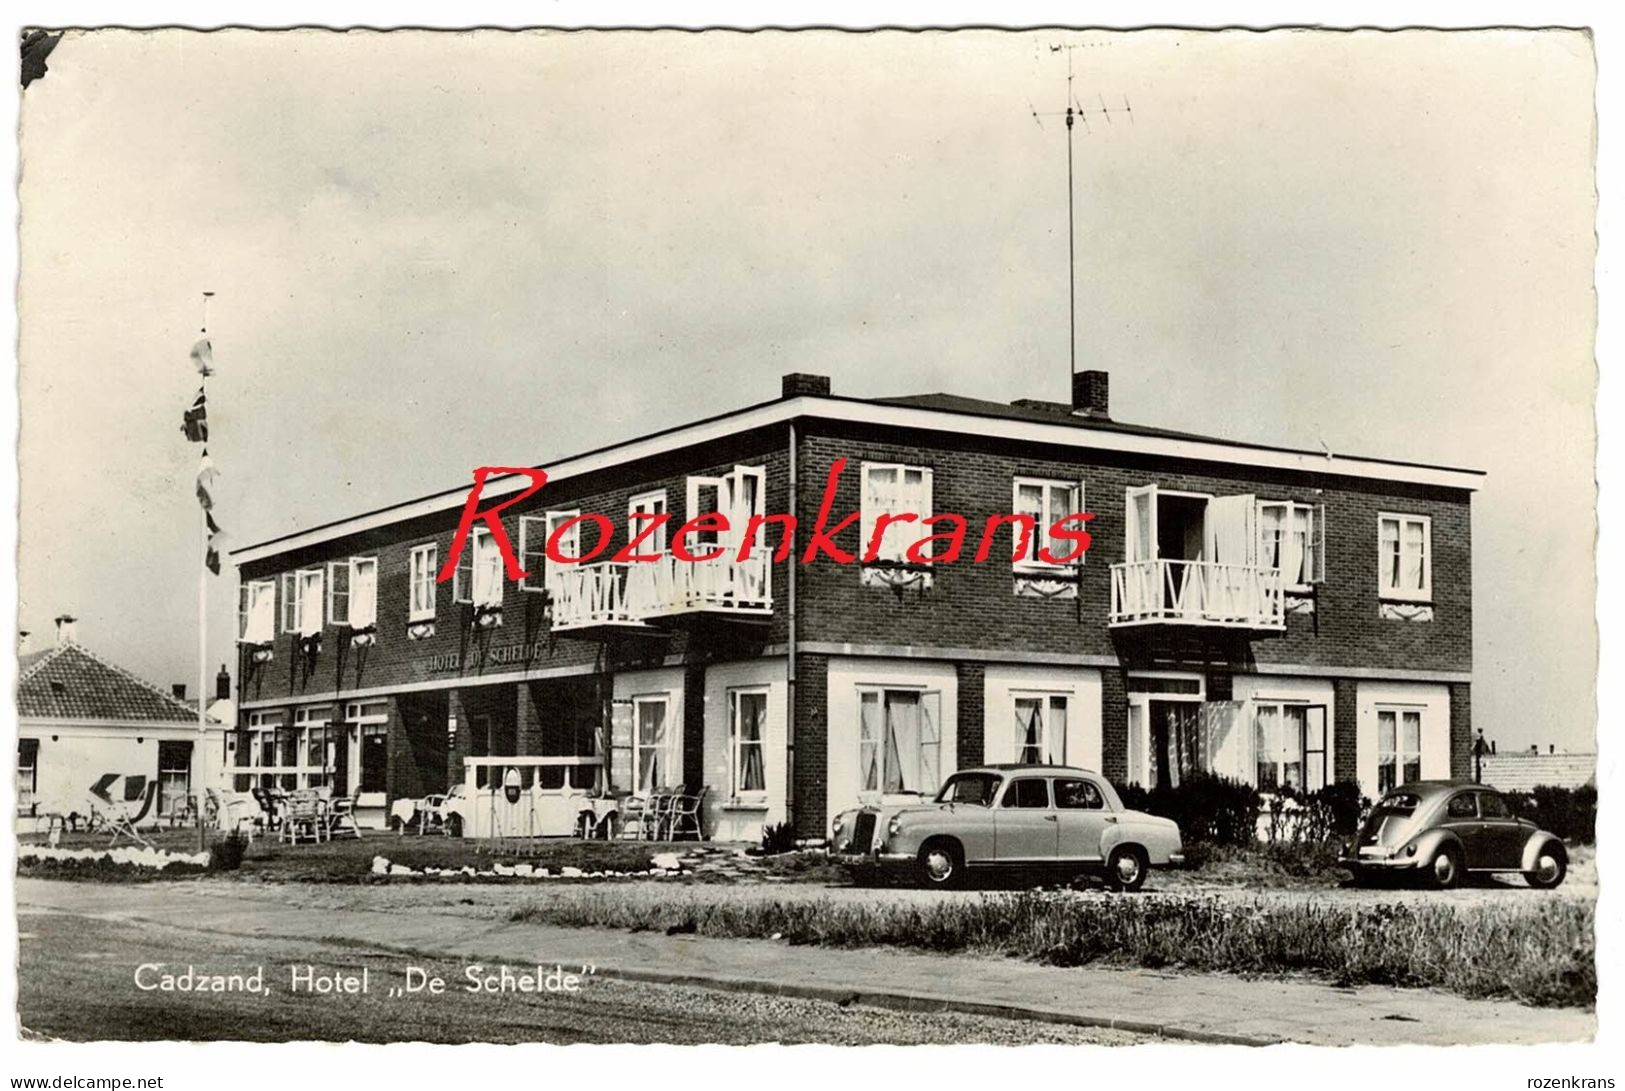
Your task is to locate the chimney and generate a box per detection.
[17,630,30,654]
[53,614,77,646]
[782,373,831,399]
[216,664,231,701]
[1071,370,1109,419]
[172,683,187,701]
[1550,744,1556,754]
[1531,744,1539,754]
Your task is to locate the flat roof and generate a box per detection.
[232,391,1484,565]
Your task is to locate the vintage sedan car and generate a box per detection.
[1339,780,1568,889]
[829,765,1184,891]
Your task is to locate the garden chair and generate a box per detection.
[645,786,679,841]
[667,785,708,842]
[278,789,328,845]
[215,789,262,841]
[107,778,159,849]
[617,793,650,841]
[250,786,282,834]
[327,787,364,840]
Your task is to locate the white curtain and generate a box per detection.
[859,692,882,792]
[473,532,504,607]
[298,570,324,635]
[637,701,668,794]
[350,559,378,628]
[246,582,275,643]
[1048,696,1067,764]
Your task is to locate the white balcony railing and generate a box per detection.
[625,548,773,620]
[548,563,646,632]
[1110,559,1286,630]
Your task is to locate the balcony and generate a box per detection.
[549,551,773,634]
[548,563,651,634]
[625,549,773,622]
[1110,559,1286,631]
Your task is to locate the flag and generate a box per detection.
[196,449,218,511]
[205,510,224,576]
[181,387,208,443]
[190,338,215,377]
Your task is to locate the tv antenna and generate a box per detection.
[1029,42,1132,382]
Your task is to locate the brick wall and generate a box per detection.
[1332,678,1359,784]
[792,652,829,837]
[1449,683,1473,780]
[955,661,985,766]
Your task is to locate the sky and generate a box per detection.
[16,28,1597,753]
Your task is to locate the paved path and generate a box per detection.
[17,879,1594,1046]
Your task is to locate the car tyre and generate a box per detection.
[446,814,464,838]
[1427,845,1463,889]
[1524,846,1567,889]
[917,838,964,888]
[1106,845,1149,893]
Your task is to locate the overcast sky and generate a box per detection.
[17,28,1596,753]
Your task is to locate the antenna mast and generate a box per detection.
[1031,43,1132,387]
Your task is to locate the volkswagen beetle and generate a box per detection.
[1339,780,1568,889]
[829,765,1184,891]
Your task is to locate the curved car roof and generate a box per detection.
[960,764,1104,776]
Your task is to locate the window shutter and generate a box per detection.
[1076,480,1087,565]
[238,583,250,641]
[298,569,325,635]
[349,558,378,629]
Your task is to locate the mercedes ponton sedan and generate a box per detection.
[829,765,1185,891]
[1339,781,1568,889]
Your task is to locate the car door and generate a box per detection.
[994,777,1059,864]
[1440,790,1485,866]
[1052,776,1112,863]
[1472,791,1527,870]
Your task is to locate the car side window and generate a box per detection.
[1054,778,1104,810]
[1002,778,1051,809]
[1446,793,1478,819]
[1477,792,1510,819]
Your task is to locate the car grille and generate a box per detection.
[850,811,876,853]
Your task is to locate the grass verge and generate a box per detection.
[511,890,1595,1009]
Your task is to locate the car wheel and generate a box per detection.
[1524,847,1567,889]
[446,814,464,838]
[1106,846,1149,893]
[1427,846,1463,889]
[917,838,964,888]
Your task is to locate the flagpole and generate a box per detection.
[196,291,213,852]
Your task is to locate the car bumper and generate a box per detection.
[1163,852,1186,869]
[1339,853,1421,871]
[834,849,915,872]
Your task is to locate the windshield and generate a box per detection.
[935,772,1003,807]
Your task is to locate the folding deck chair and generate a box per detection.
[106,777,159,849]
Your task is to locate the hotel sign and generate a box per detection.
[420,641,549,674]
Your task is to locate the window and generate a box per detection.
[349,557,378,629]
[935,772,1002,806]
[17,738,38,813]
[1002,778,1051,809]
[1446,793,1478,819]
[1054,777,1105,810]
[453,526,504,608]
[858,688,942,797]
[1012,478,1085,569]
[1377,707,1423,793]
[860,463,934,563]
[685,467,765,555]
[1252,703,1329,793]
[327,561,350,626]
[242,710,283,792]
[156,740,193,816]
[1478,792,1510,819]
[325,557,377,629]
[519,511,580,595]
[1258,501,1323,589]
[238,579,276,644]
[729,688,768,798]
[284,569,324,635]
[629,490,669,556]
[634,695,674,795]
[346,700,391,795]
[1378,514,1431,601]
[295,706,335,790]
[408,544,438,621]
[1013,693,1069,765]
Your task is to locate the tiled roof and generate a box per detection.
[1478,752,1597,793]
[17,642,211,723]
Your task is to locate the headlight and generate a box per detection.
[831,815,846,837]
[1404,844,1417,857]
[887,816,902,838]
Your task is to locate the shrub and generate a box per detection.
[1119,773,1261,846]
[208,829,249,872]
[759,821,798,856]
[1262,781,1370,846]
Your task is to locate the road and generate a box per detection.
[17,890,1138,1045]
